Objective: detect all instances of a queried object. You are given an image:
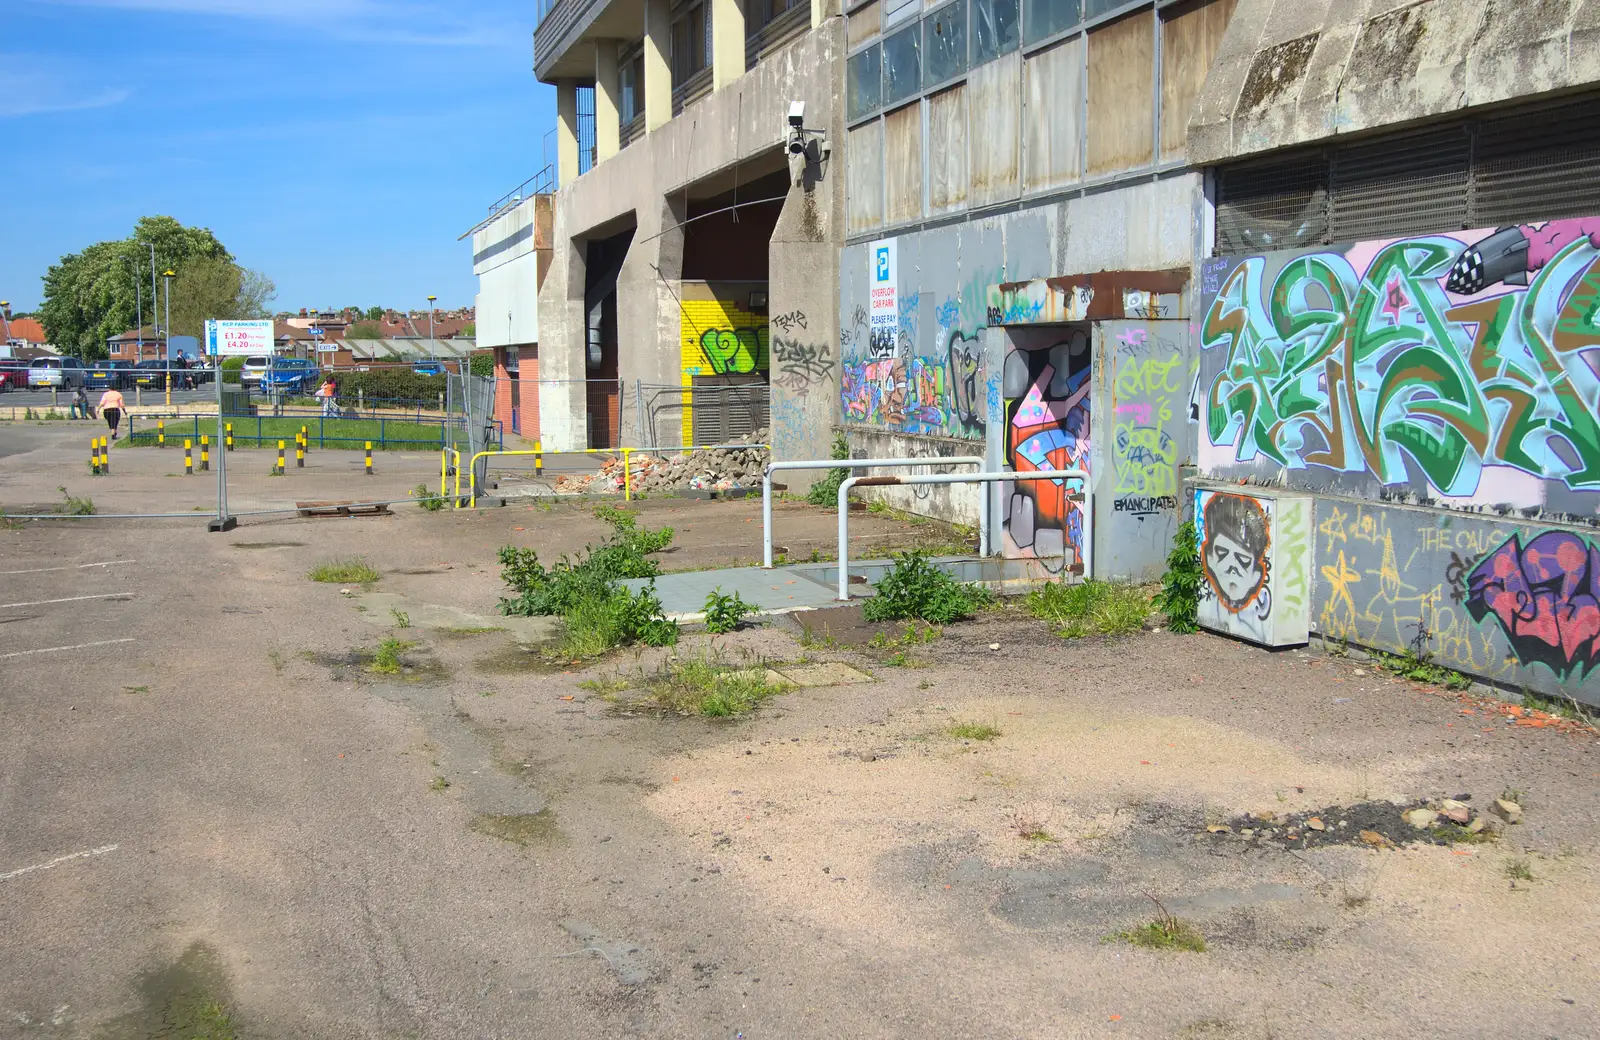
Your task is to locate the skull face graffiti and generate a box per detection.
[1201,493,1270,613]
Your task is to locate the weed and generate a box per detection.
[1026,579,1151,638]
[390,608,411,628]
[23,407,36,420]
[1505,857,1535,883]
[369,637,417,674]
[1375,624,1472,689]
[56,485,94,515]
[884,650,923,668]
[1153,520,1202,634]
[124,685,150,694]
[441,625,503,635]
[186,1000,237,1040]
[429,775,450,792]
[413,483,447,511]
[1012,810,1056,842]
[950,721,1001,741]
[643,647,790,717]
[497,507,673,618]
[309,558,380,584]
[806,432,851,506]
[578,674,631,695]
[798,625,838,649]
[870,623,941,648]
[867,498,891,514]
[1523,690,1594,723]
[478,689,496,697]
[917,679,933,689]
[557,581,679,658]
[703,587,754,634]
[1429,822,1498,845]
[864,550,993,624]
[43,408,63,421]
[1501,787,1527,806]
[1114,894,1207,953]
[267,650,285,674]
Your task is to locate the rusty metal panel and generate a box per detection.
[967,49,1021,207]
[847,119,885,236]
[1086,9,1154,176]
[986,269,1189,325]
[1022,35,1084,195]
[885,101,924,224]
[1159,0,1237,163]
[926,84,968,215]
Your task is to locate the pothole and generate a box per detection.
[1206,797,1506,851]
[304,643,451,684]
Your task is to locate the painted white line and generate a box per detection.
[0,593,133,610]
[0,844,119,883]
[0,638,135,660]
[0,559,137,576]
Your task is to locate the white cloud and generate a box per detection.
[0,56,131,118]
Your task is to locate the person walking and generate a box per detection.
[99,386,126,440]
[70,385,90,420]
[315,377,338,418]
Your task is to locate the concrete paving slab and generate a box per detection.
[771,661,874,687]
[352,591,560,647]
[621,564,843,618]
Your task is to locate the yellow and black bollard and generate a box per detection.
[200,434,210,472]
[157,420,165,448]
[300,425,309,456]
[100,437,109,476]
[364,441,373,475]
[296,434,305,469]
[276,440,286,474]
[89,437,99,475]
[184,439,193,475]
[534,439,543,476]
[225,422,234,451]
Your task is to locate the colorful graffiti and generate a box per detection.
[946,332,985,435]
[841,355,954,435]
[1001,333,1090,569]
[1466,531,1600,680]
[1195,489,1311,646]
[1111,337,1183,499]
[699,327,768,375]
[1200,218,1600,502]
[680,297,770,442]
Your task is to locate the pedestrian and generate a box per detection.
[316,377,338,417]
[99,386,126,440]
[70,385,90,420]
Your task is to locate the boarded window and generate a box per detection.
[885,102,924,224]
[847,0,881,47]
[927,84,968,214]
[848,44,882,120]
[1086,10,1152,176]
[1023,35,1083,193]
[1159,0,1236,162]
[968,50,1020,206]
[972,0,1019,65]
[883,23,922,106]
[923,0,968,87]
[1023,0,1079,46]
[847,119,886,235]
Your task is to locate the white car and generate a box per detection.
[28,357,87,389]
[239,355,272,389]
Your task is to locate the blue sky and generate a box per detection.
[1,0,558,313]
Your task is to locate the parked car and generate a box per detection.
[28,357,86,389]
[0,360,29,391]
[261,358,321,395]
[239,355,272,389]
[86,360,135,391]
[412,360,447,377]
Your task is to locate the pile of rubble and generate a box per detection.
[626,428,771,495]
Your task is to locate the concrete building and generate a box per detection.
[1184,0,1600,704]
[531,0,844,459]
[471,191,553,439]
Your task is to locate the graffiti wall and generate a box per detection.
[1001,328,1091,570]
[1198,219,1600,519]
[1309,497,1600,704]
[679,284,770,443]
[1194,488,1311,647]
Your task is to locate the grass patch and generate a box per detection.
[868,623,941,648]
[471,810,560,846]
[1429,822,1498,845]
[1505,856,1535,882]
[368,637,417,674]
[428,775,450,792]
[1114,895,1207,953]
[863,550,994,624]
[309,557,380,584]
[1376,641,1472,690]
[950,721,1001,741]
[1026,579,1151,639]
[56,485,95,515]
[124,685,150,694]
[608,648,792,718]
[128,416,449,451]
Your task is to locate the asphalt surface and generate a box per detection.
[1,453,1598,1038]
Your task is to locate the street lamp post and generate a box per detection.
[426,295,437,357]
[163,269,175,406]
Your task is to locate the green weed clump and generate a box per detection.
[1376,635,1471,690]
[309,558,380,584]
[703,587,754,634]
[950,721,1001,741]
[498,506,679,656]
[1026,579,1150,639]
[647,648,790,717]
[806,432,852,506]
[864,550,993,624]
[414,483,447,511]
[1153,519,1202,633]
[1113,895,1207,953]
[369,637,416,674]
[56,486,95,515]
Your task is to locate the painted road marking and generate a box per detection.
[0,593,134,610]
[0,559,137,576]
[0,844,119,883]
[0,638,135,660]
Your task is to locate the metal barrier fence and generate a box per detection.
[125,413,491,452]
[452,441,770,505]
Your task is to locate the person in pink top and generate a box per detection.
[98,387,126,440]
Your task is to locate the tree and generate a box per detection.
[347,321,384,339]
[461,321,476,337]
[365,306,384,321]
[37,216,255,361]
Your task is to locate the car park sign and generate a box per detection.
[205,319,273,357]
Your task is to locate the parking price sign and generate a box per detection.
[205,319,273,357]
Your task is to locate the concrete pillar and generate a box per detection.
[556,79,580,186]
[643,0,673,132]
[711,0,746,91]
[810,0,830,28]
[595,42,621,162]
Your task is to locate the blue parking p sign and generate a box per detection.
[868,238,896,331]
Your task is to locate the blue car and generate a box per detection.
[412,361,446,377]
[261,359,322,395]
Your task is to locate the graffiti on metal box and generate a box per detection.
[1466,530,1600,680]
[1001,332,1090,570]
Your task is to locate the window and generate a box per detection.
[619,52,644,124]
[882,23,921,106]
[972,0,1019,64]
[672,3,710,84]
[848,45,883,120]
[923,0,968,87]
[1024,0,1079,45]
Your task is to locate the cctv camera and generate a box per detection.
[788,130,807,156]
[788,101,805,128]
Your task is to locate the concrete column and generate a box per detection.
[594,42,621,162]
[810,0,830,28]
[556,79,580,186]
[711,0,746,91]
[643,0,673,132]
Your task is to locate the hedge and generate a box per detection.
[324,369,448,406]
